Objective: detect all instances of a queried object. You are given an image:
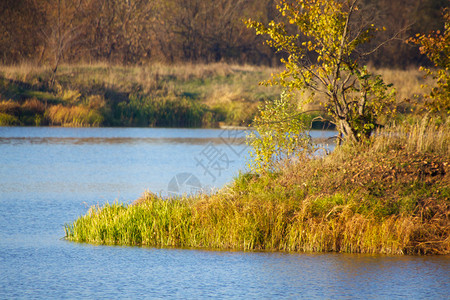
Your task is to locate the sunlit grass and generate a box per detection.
[0,62,281,127]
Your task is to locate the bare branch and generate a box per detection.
[358,25,410,57]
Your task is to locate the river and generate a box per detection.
[0,127,448,299]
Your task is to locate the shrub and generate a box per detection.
[247,92,312,173]
[0,112,20,126]
[408,9,450,118]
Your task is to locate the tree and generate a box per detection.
[409,9,450,117]
[85,0,156,64]
[155,0,267,63]
[37,0,93,84]
[246,0,396,143]
[248,92,312,173]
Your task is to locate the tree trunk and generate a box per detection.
[337,118,358,144]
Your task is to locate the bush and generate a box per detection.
[247,92,312,173]
[409,9,450,118]
[0,112,20,126]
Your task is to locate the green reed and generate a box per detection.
[65,188,430,254]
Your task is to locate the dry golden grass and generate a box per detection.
[0,63,429,100]
[0,62,282,127]
[0,62,49,83]
[0,100,21,114]
[376,68,432,101]
[47,104,103,127]
[371,117,450,154]
[0,63,429,105]
[21,98,45,114]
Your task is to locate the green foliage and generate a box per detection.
[65,197,194,246]
[310,194,346,217]
[0,112,20,126]
[247,92,312,173]
[117,94,209,127]
[409,9,450,117]
[246,0,396,143]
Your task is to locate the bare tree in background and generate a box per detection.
[37,0,92,85]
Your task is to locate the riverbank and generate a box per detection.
[0,63,281,127]
[0,63,430,128]
[64,121,449,255]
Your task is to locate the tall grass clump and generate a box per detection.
[65,121,449,255]
[47,104,103,127]
[65,195,194,246]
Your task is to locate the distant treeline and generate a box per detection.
[0,0,447,67]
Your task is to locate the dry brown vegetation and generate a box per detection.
[1,0,447,68]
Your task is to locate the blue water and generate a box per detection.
[0,127,448,299]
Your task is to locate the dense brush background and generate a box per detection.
[0,0,447,67]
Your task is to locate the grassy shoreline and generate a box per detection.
[0,63,430,128]
[64,121,449,255]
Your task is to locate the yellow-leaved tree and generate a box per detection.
[246,0,396,144]
[409,9,450,118]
